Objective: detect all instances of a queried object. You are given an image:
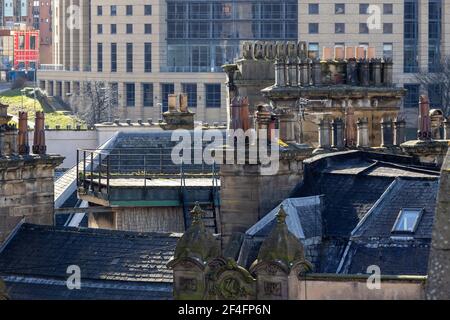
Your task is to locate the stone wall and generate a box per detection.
[296,275,425,300]
[0,155,64,242]
[426,148,450,299]
[220,158,304,248]
[111,206,185,233]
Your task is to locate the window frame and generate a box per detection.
[335,3,345,14]
[391,208,423,234]
[308,3,319,15]
[205,83,221,108]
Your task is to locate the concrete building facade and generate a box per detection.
[37,1,450,130]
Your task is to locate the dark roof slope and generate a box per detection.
[295,174,394,237]
[341,240,431,275]
[293,151,440,238]
[0,224,180,299]
[352,178,439,239]
[338,178,438,275]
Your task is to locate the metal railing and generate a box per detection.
[76,147,218,199]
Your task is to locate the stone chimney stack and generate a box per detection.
[311,60,322,86]
[381,117,394,147]
[356,117,369,148]
[317,119,331,150]
[393,118,406,146]
[331,118,344,149]
[444,118,450,140]
[0,102,17,156]
[18,111,29,155]
[359,60,370,86]
[32,111,46,154]
[418,95,432,140]
[383,58,394,85]
[346,59,358,85]
[372,58,382,86]
[274,59,286,87]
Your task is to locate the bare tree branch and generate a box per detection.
[415,56,450,117]
[70,81,118,126]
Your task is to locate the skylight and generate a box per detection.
[392,208,423,234]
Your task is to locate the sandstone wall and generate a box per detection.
[0,156,63,242]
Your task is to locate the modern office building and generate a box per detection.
[0,1,53,65]
[37,1,450,130]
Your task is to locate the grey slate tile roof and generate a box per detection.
[3,276,172,300]
[0,223,180,299]
[337,178,438,275]
[242,151,440,275]
[294,151,439,238]
[340,240,431,275]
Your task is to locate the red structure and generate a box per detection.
[13,29,39,70]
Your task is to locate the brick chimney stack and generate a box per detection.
[32,111,46,154]
[418,95,432,140]
[18,111,29,155]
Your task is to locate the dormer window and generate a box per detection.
[392,208,423,234]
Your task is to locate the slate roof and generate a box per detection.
[237,196,323,268]
[0,223,180,299]
[294,151,440,238]
[242,151,440,275]
[337,178,438,275]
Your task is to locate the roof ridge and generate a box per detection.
[20,223,182,239]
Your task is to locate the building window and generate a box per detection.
[166,0,297,73]
[144,5,152,15]
[30,36,36,50]
[205,84,221,108]
[111,24,116,34]
[404,0,419,73]
[428,84,442,108]
[126,24,133,34]
[97,5,102,16]
[360,3,369,14]
[308,43,319,59]
[142,83,154,107]
[383,43,393,60]
[309,3,319,14]
[384,4,393,14]
[392,208,423,233]
[126,43,133,72]
[404,84,420,109]
[110,5,116,16]
[181,83,197,108]
[145,24,152,34]
[111,43,117,72]
[335,4,345,14]
[125,83,135,107]
[359,23,369,34]
[161,83,175,112]
[383,23,393,34]
[335,23,345,34]
[144,43,152,72]
[97,43,103,72]
[97,24,103,34]
[429,0,442,73]
[126,5,133,16]
[309,23,319,34]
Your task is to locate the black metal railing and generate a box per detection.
[76,147,218,199]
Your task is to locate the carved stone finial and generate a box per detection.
[171,202,219,263]
[276,205,287,224]
[253,205,310,270]
[191,201,205,223]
